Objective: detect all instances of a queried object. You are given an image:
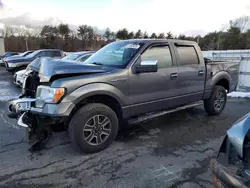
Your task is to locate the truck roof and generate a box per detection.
[117,39,197,45]
[37,49,62,52]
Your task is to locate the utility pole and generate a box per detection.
[196,36,200,45]
[25,37,28,50]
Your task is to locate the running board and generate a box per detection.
[128,101,203,125]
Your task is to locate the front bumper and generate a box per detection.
[210,159,248,188]
[7,97,75,118]
[0,59,4,66]
[4,61,16,72]
[7,98,36,117]
[13,74,23,86]
[30,102,75,117]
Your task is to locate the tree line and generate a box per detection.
[1,16,250,52]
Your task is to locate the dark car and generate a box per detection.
[8,39,239,153]
[211,112,250,188]
[0,52,20,66]
[4,49,63,73]
[4,50,35,61]
[62,51,95,62]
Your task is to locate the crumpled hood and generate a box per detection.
[39,58,113,82]
[227,112,250,158]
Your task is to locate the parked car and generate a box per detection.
[62,51,95,62]
[13,57,48,87]
[4,49,63,73]
[13,52,94,87]
[5,50,34,61]
[7,39,239,153]
[0,52,20,66]
[211,112,250,188]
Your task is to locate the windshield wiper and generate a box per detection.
[91,62,103,66]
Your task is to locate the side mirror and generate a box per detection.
[135,60,158,73]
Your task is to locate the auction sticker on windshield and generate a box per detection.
[125,44,140,49]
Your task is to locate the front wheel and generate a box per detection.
[68,103,119,153]
[204,86,227,116]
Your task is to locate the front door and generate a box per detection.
[126,43,179,116]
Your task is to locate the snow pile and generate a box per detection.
[228,91,250,98]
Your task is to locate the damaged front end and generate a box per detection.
[211,113,250,187]
[7,69,57,151]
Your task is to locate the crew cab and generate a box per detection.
[4,49,63,73]
[7,39,239,153]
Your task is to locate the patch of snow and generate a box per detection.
[227,91,250,98]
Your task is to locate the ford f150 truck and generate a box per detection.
[7,39,239,153]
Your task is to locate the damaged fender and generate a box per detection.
[227,112,250,158]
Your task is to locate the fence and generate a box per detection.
[203,50,250,92]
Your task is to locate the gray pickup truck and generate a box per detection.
[8,39,239,153]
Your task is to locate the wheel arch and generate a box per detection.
[66,83,126,122]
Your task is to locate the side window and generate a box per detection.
[176,45,199,65]
[79,54,92,62]
[141,45,173,68]
[36,51,48,57]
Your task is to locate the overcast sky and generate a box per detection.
[1,0,250,36]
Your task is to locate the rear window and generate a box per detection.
[176,46,199,65]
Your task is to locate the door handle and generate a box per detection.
[170,73,178,79]
[198,70,204,76]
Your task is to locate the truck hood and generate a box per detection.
[38,59,113,82]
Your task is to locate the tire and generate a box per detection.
[68,103,119,153]
[204,85,227,116]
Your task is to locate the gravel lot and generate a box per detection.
[0,67,249,188]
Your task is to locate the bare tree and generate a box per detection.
[230,16,250,32]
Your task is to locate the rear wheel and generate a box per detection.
[204,85,227,116]
[68,103,119,153]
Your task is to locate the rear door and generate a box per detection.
[174,44,206,104]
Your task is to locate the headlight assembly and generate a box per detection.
[8,63,17,68]
[35,86,65,108]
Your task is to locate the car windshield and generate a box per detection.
[2,52,12,57]
[22,51,33,57]
[26,58,41,71]
[26,51,39,58]
[62,53,83,61]
[84,41,144,68]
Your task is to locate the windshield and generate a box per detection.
[84,41,144,68]
[2,52,12,57]
[22,51,33,57]
[62,53,83,61]
[26,51,39,58]
[26,58,41,71]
